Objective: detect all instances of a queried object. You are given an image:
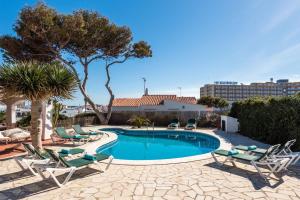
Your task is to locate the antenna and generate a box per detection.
[178,87,182,97]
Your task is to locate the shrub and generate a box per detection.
[198,112,220,128]
[197,96,229,108]
[17,114,31,127]
[127,115,151,128]
[228,96,300,150]
[0,111,5,123]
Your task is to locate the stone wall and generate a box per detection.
[109,111,200,126]
[57,115,100,128]
[56,111,218,128]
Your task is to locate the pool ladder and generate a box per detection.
[146,122,155,137]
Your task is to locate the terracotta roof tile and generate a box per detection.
[112,98,141,107]
[113,95,197,107]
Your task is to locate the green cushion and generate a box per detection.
[84,154,96,161]
[252,148,267,154]
[214,149,261,161]
[73,125,86,135]
[235,145,248,151]
[23,143,35,155]
[228,149,238,155]
[66,153,110,168]
[55,127,72,138]
[73,135,89,139]
[231,153,261,161]
[214,149,232,156]
[235,145,266,154]
[59,148,85,156]
[89,132,101,135]
[248,145,257,150]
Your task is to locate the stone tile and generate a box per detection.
[0,127,299,200]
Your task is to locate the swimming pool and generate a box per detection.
[97,128,220,160]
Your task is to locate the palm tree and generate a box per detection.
[0,61,77,149]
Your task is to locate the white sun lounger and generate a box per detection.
[33,148,113,187]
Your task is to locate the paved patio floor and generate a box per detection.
[0,128,299,200]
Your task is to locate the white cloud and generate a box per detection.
[262,1,300,33]
[253,42,300,73]
[226,42,300,82]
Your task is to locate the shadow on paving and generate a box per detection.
[205,162,285,190]
[213,130,270,148]
[0,167,101,199]
[0,170,35,184]
[284,165,300,180]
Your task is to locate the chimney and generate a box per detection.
[145,88,149,96]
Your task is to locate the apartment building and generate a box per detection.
[200,79,300,102]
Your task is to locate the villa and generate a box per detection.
[112,94,205,112]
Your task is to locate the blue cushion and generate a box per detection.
[60,149,70,154]
[228,149,238,155]
[248,145,257,150]
[84,154,96,161]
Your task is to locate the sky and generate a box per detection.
[1,0,300,105]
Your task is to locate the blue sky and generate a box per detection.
[1,0,300,105]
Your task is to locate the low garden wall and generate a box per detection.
[56,111,221,128]
[57,113,100,128]
[110,111,200,126]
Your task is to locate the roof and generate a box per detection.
[112,98,141,107]
[112,95,197,107]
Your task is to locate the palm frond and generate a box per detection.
[0,61,77,101]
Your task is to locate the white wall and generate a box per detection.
[221,115,239,133]
[42,102,53,140]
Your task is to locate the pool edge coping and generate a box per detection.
[93,127,231,165]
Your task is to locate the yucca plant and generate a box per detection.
[127,115,151,128]
[0,61,77,149]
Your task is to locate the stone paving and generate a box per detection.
[0,128,299,200]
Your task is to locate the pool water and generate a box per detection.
[97,128,220,160]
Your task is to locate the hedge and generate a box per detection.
[229,96,300,151]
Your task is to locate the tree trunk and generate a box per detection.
[57,57,107,124]
[78,84,107,123]
[31,100,43,150]
[104,64,114,125]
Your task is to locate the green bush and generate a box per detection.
[127,115,151,128]
[17,114,31,127]
[228,96,300,150]
[0,111,5,123]
[198,113,220,128]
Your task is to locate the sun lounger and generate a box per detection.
[211,144,291,180]
[53,127,90,144]
[14,143,85,175]
[275,139,300,165]
[168,119,180,129]
[0,128,30,144]
[72,125,103,139]
[234,145,269,154]
[185,119,197,130]
[235,140,299,167]
[33,148,113,187]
